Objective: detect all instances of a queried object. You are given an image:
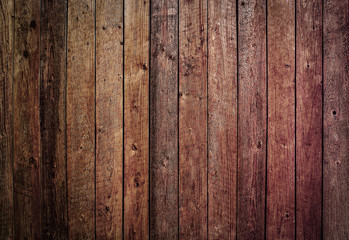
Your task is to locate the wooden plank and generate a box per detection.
[40,0,67,238]
[67,0,95,238]
[323,0,349,238]
[237,0,267,239]
[13,0,41,238]
[124,0,150,238]
[296,0,322,239]
[95,0,123,239]
[149,0,178,239]
[179,0,207,239]
[0,0,14,238]
[207,0,237,239]
[266,0,295,239]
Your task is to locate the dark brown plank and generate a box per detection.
[95,0,123,239]
[266,0,295,239]
[0,0,14,238]
[296,0,322,239]
[207,0,237,239]
[237,0,267,239]
[150,0,178,239]
[40,0,67,238]
[179,0,207,239]
[13,0,41,238]
[67,0,95,238]
[124,0,150,238]
[323,0,349,238]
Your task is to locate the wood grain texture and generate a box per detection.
[207,0,237,239]
[95,0,123,239]
[266,0,295,239]
[124,0,150,239]
[67,0,95,238]
[296,0,322,239]
[179,0,207,239]
[13,0,41,238]
[150,0,178,239]
[323,0,349,238]
[0,0,14,238]
[40,0,67,238]
[237,0,267,239]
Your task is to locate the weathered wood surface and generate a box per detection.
[208,0,237,239]
[95,0,123,239]
[323,0,349,239]
[267,0,295,239]
[150,0,178,239]
[67,0,95,238]
[296,0,322,239]
[237,0,267,239]
[13,0,41,238]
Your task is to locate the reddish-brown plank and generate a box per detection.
[40,0,67,238]
[95,0,123,239]
[237,0,267,239]
[323,0,349,238]
[13,0,41,238]
[150,0,178,239]
[179,0,207,239]
[266,0,295,239]
[0,0,14,238]
[124,0,150,238]
[67,0,95,238]
[207,0,237,239]
[296,0,322,239]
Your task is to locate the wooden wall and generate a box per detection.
[0,0,348,239]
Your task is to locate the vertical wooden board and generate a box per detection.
[40,0,67,238]
[0,0,14,238]
[124,0,149,239]
[266,0,295,239]
[296,0,322,239]
[67,0,95,238]
[150,0,178,239]
[237,0,267,239]
[323,0,349,238]
[95,0,123,239]
[207,0,237,239]
[13,0,41,238]
[179,0,207,239]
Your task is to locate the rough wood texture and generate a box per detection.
[0,0,14,238]
[208,0,237,239]
[237,0,267,239]
[124,0,150,239]
[150,0,178,239]
[296,0,322,239]
[323,0,349,238]
[13,0,41,238]
[179,0,207,239]
[40,0,67,238]
[266,0,295,239]
[67,0,95,238]
[95,0,123,239]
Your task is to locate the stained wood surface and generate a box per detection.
[267,0,295,239]
[124,0,150,239]
[296,0,322,239]
[237,0,267,239]
[95,0,123,239]
[150,0,178,239]
[0,0,14,238]
[40,0,67,238]
[13,0,41,238]
[67,0,95,238]
[207,0,237,239]
[323,0,349,239]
